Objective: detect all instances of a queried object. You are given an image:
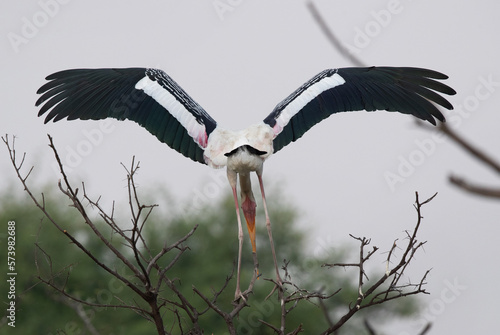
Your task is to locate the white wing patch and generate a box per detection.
[135,76,208,147]
[273,73,346,135]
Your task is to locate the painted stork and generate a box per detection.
[36,66,455,300]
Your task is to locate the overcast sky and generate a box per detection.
[2,1,499,334]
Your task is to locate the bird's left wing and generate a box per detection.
[36,68,217,164]
[263,67,456,154]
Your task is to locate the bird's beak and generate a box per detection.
[242,197,257,253]
[243,210,257,253]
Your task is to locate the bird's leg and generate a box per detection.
[256,168,283,288]
[239,173,260,278]
[227,170,245,301]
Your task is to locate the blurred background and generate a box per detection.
[1,0,499,334]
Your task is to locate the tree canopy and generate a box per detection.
[0,178,421,334]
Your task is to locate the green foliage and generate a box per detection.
[0,183,419,335]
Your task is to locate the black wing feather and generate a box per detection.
[36,68,217,164]
[264,66,456,153]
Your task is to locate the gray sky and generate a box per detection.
[2,0,499,333]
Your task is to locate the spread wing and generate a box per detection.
[264,66,456,153]
[36,68,217,164]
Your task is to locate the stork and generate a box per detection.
[36,66,455,300]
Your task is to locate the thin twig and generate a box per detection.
[319,192,435,334]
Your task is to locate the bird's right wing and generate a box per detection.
[36,68,217,164]
[263,67,456,154]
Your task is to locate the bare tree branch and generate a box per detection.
[417,122,500,198]
[3,133,436,334]
[437,123,500,198]
[319,192,434,334]
[439,123,500,175]
[448,176,500,197]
